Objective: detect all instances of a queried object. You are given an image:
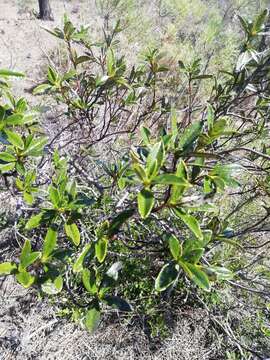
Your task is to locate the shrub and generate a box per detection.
[0,9,270,357]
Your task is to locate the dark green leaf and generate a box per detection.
[104,295,133,312]
[108,209,135,236]
[178,121,203,152]
[168,235,181,261]
[82,268,97,294]
[155,263,179,292]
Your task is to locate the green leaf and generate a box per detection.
[0,152,16,163]
[137,188,155,219]
[25,212,44,230]
[133,163,148,182]
[206,266,234,281]
[42,227,57,261]
[22,137,47,156]
[170,108,178,136]
[182,247,204,264]
[19,238,31,262]
[0,162,15,173]
[146,159,158,179]
[5,130,24,149]
[173,208,203,240]
[140,126,151,145]
[47,66,58,84]
[16,271,35,288]
[0,262,17,275]
[107,48,115,76]
[236,50,253,72]
[5,114,24,125]
[104,295,133,312]
[170,160,188,203]
[191,74,212,80]
[85,307,101,333]
[238,15,250,34]
[153,174,189,186]
[32,83,52,95]
[49,186,61,207]
[108,209,135,237]
[180,262,210,291]
[210,164,241,187]
[82,268,97,294]
[209,119,226,137]
[65,222,80,246]
[75,55,92,66]
[95,237,108,263]
[23,191,34,205]
[168,235,181,261]
[0,69,24,77]
[41,26,65,40]
[155,263,179,292]
[41,275,63,294]
[178,120,203,152]
[19,239,41,270]
[252,9,268,34]
[73,244,91,272]
[146,141,164,172]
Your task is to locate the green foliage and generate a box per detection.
[0,11,269,357]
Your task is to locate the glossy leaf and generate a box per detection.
[82,268,97,294]
[42,227,57,261]
[173,208,203,240]
[95,237,108,263]
[180,262,210,291]
[137,188,154,219]
[106,261,123,281]
[155,263,179,292]
[168,235,181,261]
[65,222,80,246]
[104,295,133,312]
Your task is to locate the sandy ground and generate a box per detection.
[0,0,102,97]
[0,277,217,360]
